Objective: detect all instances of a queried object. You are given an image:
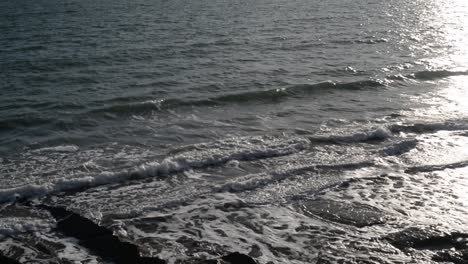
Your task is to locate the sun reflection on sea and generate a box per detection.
[398,0,468,122]
[440,76,468,116]
[425,0,468,70]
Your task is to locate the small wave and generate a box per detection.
[311,127,392,144]
[34,145,80,153]
[382,140,418,156]
[289,79,387,93]
[355,38,388,44]
[86,69,468,117]
[330,38,388,45]
[390,122,468,134]
[0,135,309,203]
[408,70,468,81]
[89,99,170,116]
[88,79,387,116]
[89,97,220,116]
[387,69,468,83]
[405,160,468,174]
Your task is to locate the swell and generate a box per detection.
[88,69,468,117]
[88,79,387,116]
[408,69,468,81]
[3,69,466,123]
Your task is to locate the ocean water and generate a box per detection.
[1,0,468,263]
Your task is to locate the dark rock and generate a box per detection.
[248,244,262,258]
[174,236,226,257]
[386,227,468,263]
[433,249,468,264]
[215,201,250,212]
[43,206,165,264]
[0,254,21,264]
[221,252,257,264]
[385,227,467,250]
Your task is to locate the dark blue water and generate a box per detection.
[1,0,468,263]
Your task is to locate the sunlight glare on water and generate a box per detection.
[440,0,468,69]
[404,0,468,120]
[441,76,468,116]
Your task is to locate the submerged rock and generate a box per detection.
[385,227,467,250]
[44,206,165,264]
[0,253,20,264]
[385,226,468,263]
[433,249,468,264]
[221,252,257,264]
[184,252,258,264]
[298,199,389,227]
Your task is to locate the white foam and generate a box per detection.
[34,145,80,153]
[382,139,418,156]
[218,173,273,193]
[0,217,53,238]
[0,135,309,203]
[329,127,392,143]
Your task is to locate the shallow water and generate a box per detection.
[1,0,468,263]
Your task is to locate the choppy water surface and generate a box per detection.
[1,0,468,263]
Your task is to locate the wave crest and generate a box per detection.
[0,135,309,203]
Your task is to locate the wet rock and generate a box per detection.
[215,200,251,212]
[221,252,257,264]
[175,236,226,257]
[181,259,219,264]
[227,214,264,234]
[405,160,468,174]
[43,206,165,264]
[0,236,68,264]
[248,244,262,258]
[433,249,468,264]
[130,215,170,233]
[382,139,418,156]
[298,199,388,227]
[385,227,467,250]
[386,227,468,263]
[180,252,257,264]
[0,253,21,264]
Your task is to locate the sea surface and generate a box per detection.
[1,0,468,263]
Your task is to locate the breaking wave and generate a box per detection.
[0,135,309,203]
[310,127,392,144]
[408,69,468,80]
[390,121,468,134]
